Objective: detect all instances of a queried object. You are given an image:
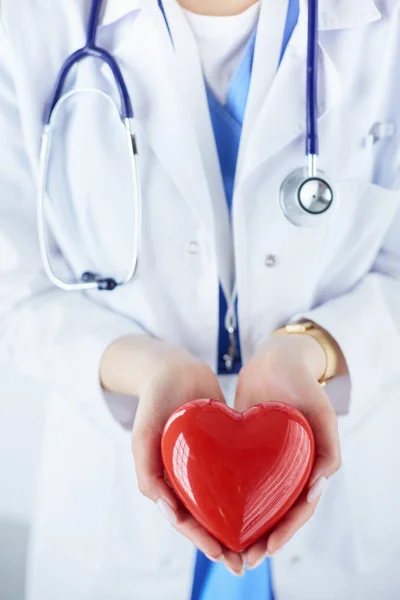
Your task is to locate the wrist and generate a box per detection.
[100,334,163,395]
[271,320,342,385]
[263,332,327,381]
[100,335,199,396]
[296,333,328,381]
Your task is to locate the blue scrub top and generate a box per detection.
[191,1,300,599]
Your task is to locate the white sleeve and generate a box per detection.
[294,203,400,420]
[0,21,147,435]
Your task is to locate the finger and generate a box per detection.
[173,505,225,560]
[245,536,269,570]
[266,493,320,555]
[279,375,341,486]
[132,420,169,494]
[197,374,227,405]
[300,386,342,485]
[132,401,234,561]
[158,501,243,572]
[245,476,325,567]
[234,365,260,412]
[178,364,227,406]
[221,548,245,576]
[133,424,228,561]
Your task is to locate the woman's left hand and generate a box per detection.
[235,331,342,570]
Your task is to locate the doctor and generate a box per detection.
[1,0,400,599]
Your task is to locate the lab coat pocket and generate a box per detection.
[328,178,399,240]
[342,382,400,573]
[321,179,400,285]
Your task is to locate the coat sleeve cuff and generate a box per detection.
[291,275,400,419]
[59,313,147,440]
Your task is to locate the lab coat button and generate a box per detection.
[265,254,277,267]
[161,557,172,568]
[188,241,200,254]
[290,555,302,564]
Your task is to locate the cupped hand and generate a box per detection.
[234,332,342,569]
[102,336,244,575]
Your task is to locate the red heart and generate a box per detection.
[161,400,314,552]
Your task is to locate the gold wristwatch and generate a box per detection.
[272,320,338,386]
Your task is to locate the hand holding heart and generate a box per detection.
[129,338,244,574]
[234,333,341,568]
[129,333,341,574]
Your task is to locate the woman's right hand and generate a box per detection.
[100,335,244,575]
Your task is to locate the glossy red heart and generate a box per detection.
[161,399,314,552]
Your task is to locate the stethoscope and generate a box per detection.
[38,0,333,293]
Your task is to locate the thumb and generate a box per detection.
[296,383,342,495]
[184,365,227,405]
[204,379,226,405]
[131,367,226,510]
[234,364,261,412]
[132,422,178,515]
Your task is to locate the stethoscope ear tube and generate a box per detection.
[37,126,93,291]
[37,90,141,291]
[37,124,104,291]
[43,0,133,125]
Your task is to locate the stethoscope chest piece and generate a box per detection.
[280,167,334,227]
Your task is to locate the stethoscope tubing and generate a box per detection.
[44,0,133,124]
[306,0,319,158]
[38,87,142,291]
[38,0,330,304]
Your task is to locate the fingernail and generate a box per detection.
[225,564,245,577]
[307,476,327,504]
[247,554,266,570]
[156,498,178,526]
[205,554,224,563]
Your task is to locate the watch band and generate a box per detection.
[272,320,338,386]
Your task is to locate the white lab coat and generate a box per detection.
[1,0,400,598]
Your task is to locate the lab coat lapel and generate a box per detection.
[161,0,235,299]
[238,0,382,183]
[97,0,215,235]
[100,0,144,26]
[238,0,290,152]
